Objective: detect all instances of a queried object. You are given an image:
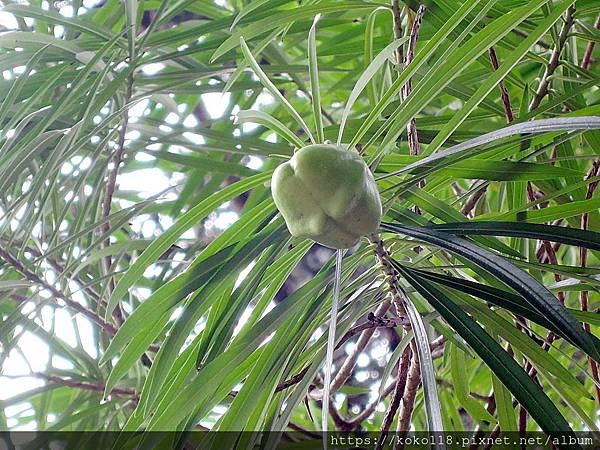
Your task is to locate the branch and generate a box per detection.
[511,29,551,50]
[329,402,353,432]
[343,376,398,429]
[523,184,565,377]
[391,0,404,65]
[435,378,491,402]
[519,405,528,438]
[368,234,409,319]
[275,316,404,394]
[461,184,488,217]
[320,339,446,432]
[582,15,600,70]
[287,422,321,439]
[14,241,104,306]
[288,323,444,402]
[488,47,514,123]
[468,393,496,450]
[391,2,426,217]
[462,45,514,216]
[8,243,158,353]
[403,5,426,157]
[526,183,565,305]
[30,372,137,400]
[375,345,412,450]
[529,5,576,111]
[328,298,392,394]
[100,72,135,326]
[397,343,420,432]
[368,232,427,435]
[338,314,408,345]
[0,247,117,336]
[276,366,310,393]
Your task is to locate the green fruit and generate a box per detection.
[271,144,382,249]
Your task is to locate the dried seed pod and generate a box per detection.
[271,144,382,249]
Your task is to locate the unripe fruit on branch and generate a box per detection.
[271,144,382,249]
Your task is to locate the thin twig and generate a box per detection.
[100,72,135,326]
[526,182,565,305]
[329,404,351,431]
[461,184,488,217]
[338,315,408,346]
[345,379,397,429]
[276,367,311,393]
[301,336,446,432]
[375,345,412,450]
[369,231,424,438]
[519,405,527,441]
[511,29,551,50]
[275,317,405,394]
[391,0,404,66]
[523,183,565,370]
[16,242,104,306]
[482,311,569,444]
[581,15,600,70]
[529,5,576,111]
[469,393,496,450]
[535,241,559,263]
[310,234,407,408]
[435,378,491,403]
[462,45,515,216]
[301,328,444,402]
[287,421,322,439]
[29,372,137,399]
[397,343,420,433]
[9,293,28,303]
[322,300,391,394]
[403,5,426,157]
[334,338,447,433]
[11,224,160,363]
[484,425,502,450]
[488,47,514,123]
[0,247,117,336]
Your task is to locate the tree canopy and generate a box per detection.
[0,0,599,444]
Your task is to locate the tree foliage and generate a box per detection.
[0,0,599,441]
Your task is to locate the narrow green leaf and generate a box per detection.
[234,110,305,148]
[401,293,444,433]
[212,2,381,61]
[0,43,51,129]
[125,0,137,61]
[381,117,600,179]
[107,172,271,318]
[338,37,407,146]
[449,343,495,423]
[378,157,583,181]
[239,37,314,144]
[308,14,324,144]
[427,222,600,251]
[230,0,271,30]
[363,7,393,108]
[4,4,121,42]
[395,263,577,437]
[425,0,573,154]
[382,223,599,361]
[490,363,517,431]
